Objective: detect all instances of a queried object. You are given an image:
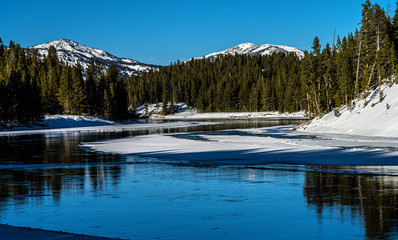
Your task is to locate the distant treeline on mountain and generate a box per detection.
[1,0,398,124]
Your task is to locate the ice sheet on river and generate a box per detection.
[82,126,398,166]
[0,120,216,136]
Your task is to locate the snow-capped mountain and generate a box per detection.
[32,39,158,77]
[196,42,304,60]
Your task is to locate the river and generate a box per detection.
[0,119,398,240]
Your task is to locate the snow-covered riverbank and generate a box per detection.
[299,83,398,137]
[0,115,114,131]
[135,103,307,120]
[0,115,217,136]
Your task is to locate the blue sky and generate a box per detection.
[1,0,395,65]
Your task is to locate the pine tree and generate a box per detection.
[43,45,61,114]
[58,65,72,114]
[86,58,98,115]
[103,64,127,120]
[70,63,86,114]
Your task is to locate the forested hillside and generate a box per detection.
[1,0,397,124]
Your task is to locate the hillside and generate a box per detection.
[299,81,398,137]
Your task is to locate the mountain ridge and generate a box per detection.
[194,42,304,60]
[32,39,158,77]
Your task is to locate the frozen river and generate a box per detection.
[1,119,398,239]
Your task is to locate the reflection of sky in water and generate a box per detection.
[0,163,367,240]
[0,119,398,239]
[2,162,398,239]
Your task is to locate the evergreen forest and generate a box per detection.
[0,43,128,125]
[1,0,398,125]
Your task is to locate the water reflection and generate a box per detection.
[0,160,122,205]
[0,119,300,201]
[6,119,398,239]
[305,166,398,240]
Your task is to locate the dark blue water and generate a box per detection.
[0,119,397,240]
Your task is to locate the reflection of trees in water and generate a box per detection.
[0,128,191,209]
[0,132,128,207]
[0,132,131,165]
[0,156,122,205]
[304,166,398,239]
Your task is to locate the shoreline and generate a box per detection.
[145,111,308,121]
[135,103,308,120]
[0,224,124,240]
[0,121,219,136]
[149,116,308,120]
[0,114,307,136]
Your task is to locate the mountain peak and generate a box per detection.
[198,42,304,60]
[236,42,256,49]
[39,38,77,46]
[54,38,74,43]
[32,39,158,77]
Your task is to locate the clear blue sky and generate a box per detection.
[1,0,395,65]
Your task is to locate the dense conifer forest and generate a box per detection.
[0,42,128,125]
[0,0,397,124]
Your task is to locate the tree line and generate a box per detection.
[1,0,398,124]
[0,41,127,125]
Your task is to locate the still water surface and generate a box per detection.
[0,119,398,240]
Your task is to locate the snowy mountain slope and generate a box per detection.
[195,42,304,60]
[32,39,158,77]
[299,81,398,137]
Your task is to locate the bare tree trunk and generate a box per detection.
[324,78,331,110]
[313,90,321,116]
[367,61,377,87]
[306,93,311,119]
[325,81,329,110]
[344,79,348,104]
[376,27,381,85]
[377,27,380,52]
[355,40,362,96]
